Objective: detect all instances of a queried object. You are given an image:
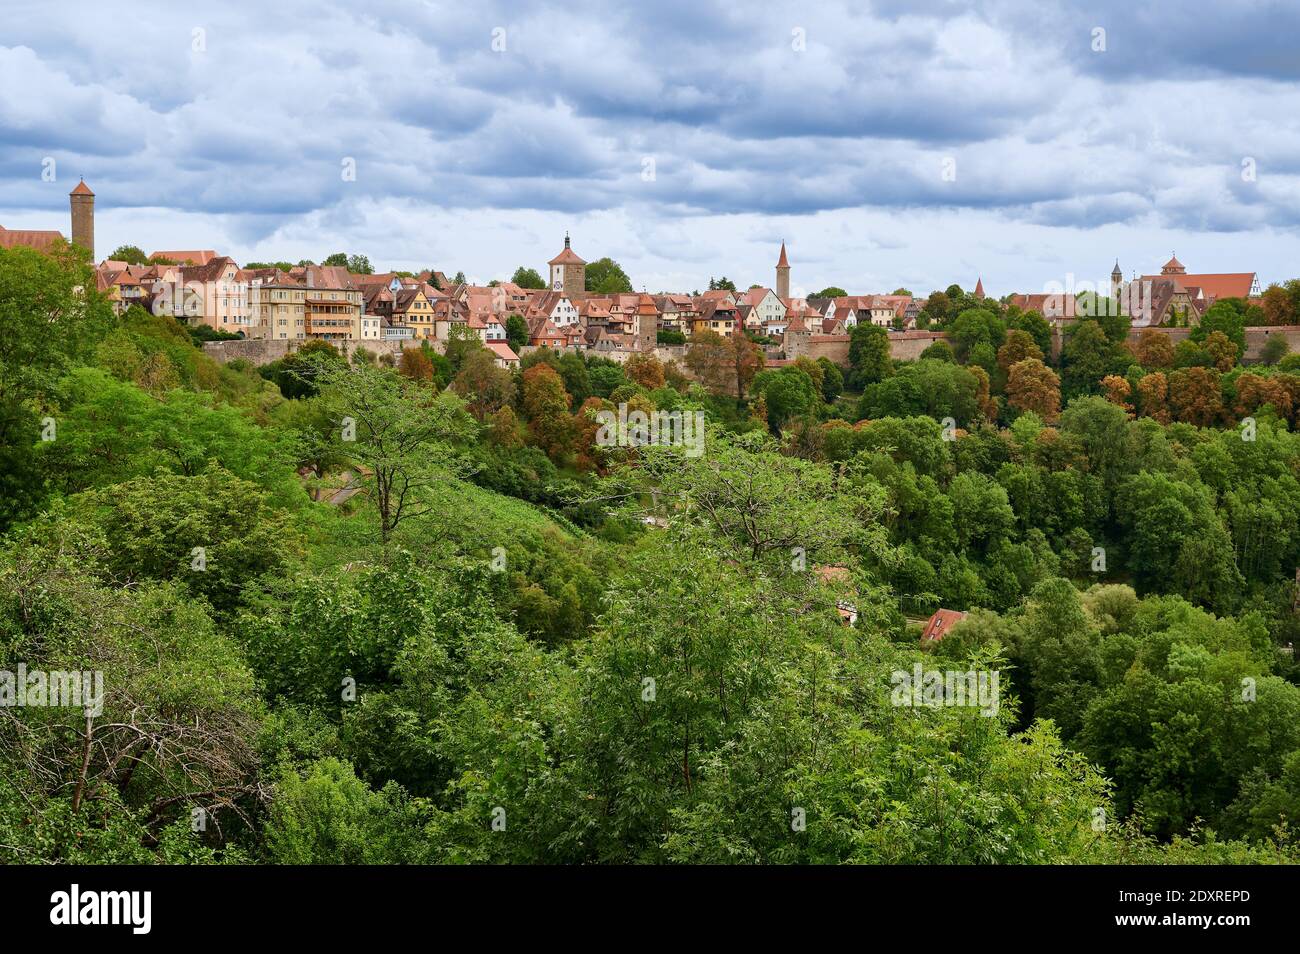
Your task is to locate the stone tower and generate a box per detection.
[1110,260,1122,302]
[70,179,94,261]
[775,241,790,299]
[548,233,586,299]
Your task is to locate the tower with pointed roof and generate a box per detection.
[1111,260,1123,302]
[1161,253,1185,276]
[775,241,790,300]
[548,232,586,299]
[973,277,985,299]
[69,178,94,262]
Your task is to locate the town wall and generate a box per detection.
[202,337,411,367]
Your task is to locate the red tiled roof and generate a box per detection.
[776,242,789,268]
[548,247,586,266]
[151,249,217,266]
[921,609,968,644]
[485,340,519,362]
[70,179,94,196]
[1138,272,1255,302]
[0,226,65,252]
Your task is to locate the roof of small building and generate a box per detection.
[150,249,218,266]
[921,609,968,644]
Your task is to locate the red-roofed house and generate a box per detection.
[921,609,968,645]
[150,249,219,266]
[485,340,520,368]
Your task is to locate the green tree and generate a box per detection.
[586,258,633,293]
[314,361,476,542]
[510,267,546,290]
[847,323,892,388]
[505,313,530,351]
[108,244,150,264]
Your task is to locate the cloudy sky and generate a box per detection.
[3,0,1298,296]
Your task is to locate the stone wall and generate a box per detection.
[1243,326,1300,361]
[888,331,948,361]
[202,337,411,367]
[1103,325,1300,363]
[803,334,852,366]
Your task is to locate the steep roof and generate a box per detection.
[151,249,217,266]
[70,179,94,196]
[548,240,586,266]
[921,609,968,644]
[776,242,789,268]
[180,255,238,283]
[1137,271,1256,302]
[0,226,66,252]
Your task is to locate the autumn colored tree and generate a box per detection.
[1135,371,1171,423]
[1100,374,1133,415]
[1168,366,1224,427]
[1006,358,1061,422]
[967,364,999,420]
[398,348,433,383]
[522,363,576,462]
[573,396,612,473]
[1261,284,1296,326]
[996,329,1044,373]
[451,348,516,420]
[685,329,763,404]
[487,405,523,447]
[1132,328,1174,369]
[1234,372,1295,422]
[624,352,666,390]
[1203,330,1238,372]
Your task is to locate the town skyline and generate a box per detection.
[4,0,1300,296]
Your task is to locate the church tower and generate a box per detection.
[548,233,587,299]
[1110,260,1123,302]
[70,178,94,262]
[775,241,790,299]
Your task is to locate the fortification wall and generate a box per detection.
[202,337,411,367]
[889,331,948,361]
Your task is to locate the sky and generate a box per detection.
[3,0,1299,297]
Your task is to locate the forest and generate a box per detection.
[2,244,1299,864]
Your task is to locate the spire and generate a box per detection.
[974,277,985,299]
[564,231,570,250]
[70,177,94,196]
[776,241,789,268]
